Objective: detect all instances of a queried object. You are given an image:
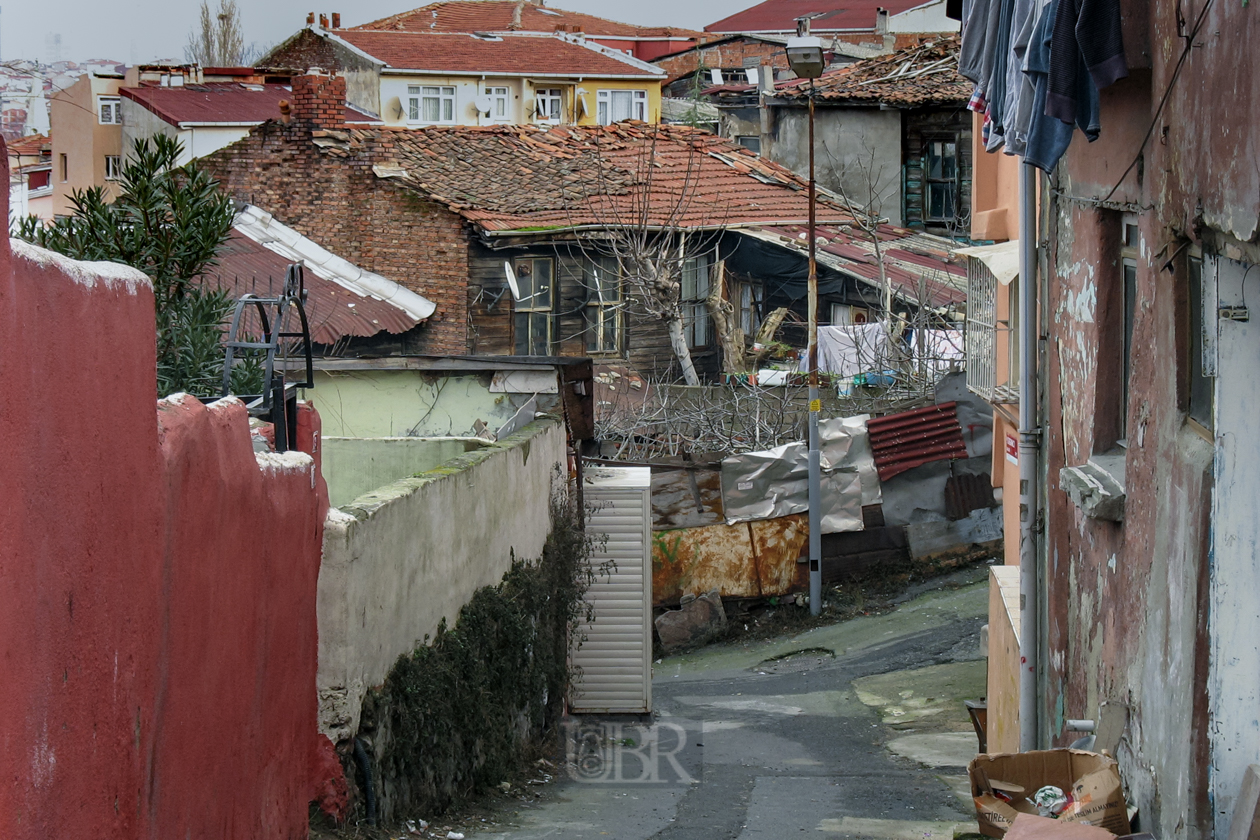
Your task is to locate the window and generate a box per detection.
[596,89,646,125]
[830,303,869,325]
[513,257,553,356]
[925,138,958,223]
[104,155,121,180]
[488,86,510,121]
[28,169,50,191]
[584,258,621,354]
[98,96,121,125]
[681,254,711,349]
[737,281,763,335]
[1187,254,1213,430]
[735,135,762,154]
[59,153,67,182]
[535,88,563,123]
[408,85,456,124]
[1119,215,1139,441]
[964,256,1018,404]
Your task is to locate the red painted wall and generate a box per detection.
[0,141,330,840]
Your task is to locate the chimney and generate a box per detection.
[758,61,773,94]
[307,11,315,25]
[510,1,524,29]
[319,13,329,28]
[875,8,889,34]
[290,71,347,128]
[331,12,341,27]
[279,99,292,124]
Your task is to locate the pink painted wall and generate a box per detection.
[0,141,330,840]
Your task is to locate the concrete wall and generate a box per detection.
[769,107,903,226]
[0,214,329,837]
[323,436,484,508]
[51,74,122,216]
[307,370,542,438]
[121,99,252,164]
[317,418,567,742]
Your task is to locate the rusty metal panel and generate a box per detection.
[651,514,807,606]
[867,402,969,481]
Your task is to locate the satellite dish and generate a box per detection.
[474,94,493,114]
[504,262,522,300]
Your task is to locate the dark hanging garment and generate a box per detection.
[1044,0,1127,122]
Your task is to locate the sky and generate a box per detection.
[1,0,751,66]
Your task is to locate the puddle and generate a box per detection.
[753,647,836,675]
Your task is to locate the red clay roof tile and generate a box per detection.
[352,1,701,39]
[121,83,376,126]
[773,36,969,107]
[706,0,936,33]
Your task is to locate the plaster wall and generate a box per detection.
[50,74,122,215]
[0,216,328,838]
[322,436,484,508]
[317,418,566,741]
[121,103,252,164]
[306,370,540,438]
[770,107,903,226]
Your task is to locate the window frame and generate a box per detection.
[1118,214,1140,443]
[104,155,122,180]
[535,88,563,124]
[513,256,554,356]
[1187,250,1214,431]
[584,257,622,355]
[737,281,764,336]
[407,85,457,125]
[681,253,712,350]
[923,136,960,224]
[487,85,511,122]
[97,96,121,125]
[59,153,68,183]
[735,135,762,154]
[964,256,1019,404]
[596,88,647,125]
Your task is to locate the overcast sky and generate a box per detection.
[2,1,751,66]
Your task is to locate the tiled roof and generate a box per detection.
[121,83,378,127]
[334,30,662,77]
[738,222,967,307]
[8,133,50,155]
[353,122,854,232]
[773,36,969,107]
[706,0,936,33]
[352,1,701,39]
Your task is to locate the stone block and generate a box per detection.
[655,589,727,651]
[1060,456,1126,521]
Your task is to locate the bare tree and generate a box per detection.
[562,128,731,386]
[185,0,252,67]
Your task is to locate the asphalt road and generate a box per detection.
[474,567,990,840]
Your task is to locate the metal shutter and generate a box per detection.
[571,467,652,715]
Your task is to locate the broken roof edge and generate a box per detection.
[952,240,1019,285]
[232,204,437,321]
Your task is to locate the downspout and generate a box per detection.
[1017,161,1040,752]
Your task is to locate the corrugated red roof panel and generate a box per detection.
[121,83,377,127]
[200,231,422,344]
[352,1,702,39]
[866,402,969,481]
[335,30,661,76]
[706,0,932,33]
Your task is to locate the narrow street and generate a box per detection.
[476,569,988,839]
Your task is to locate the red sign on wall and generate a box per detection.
[1006,433,1019,465]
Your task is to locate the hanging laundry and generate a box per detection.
[1045,0,1127,122]
[1024,0,1100,171]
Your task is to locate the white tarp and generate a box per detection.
[953,240,1020,285]
[797,323,891,378]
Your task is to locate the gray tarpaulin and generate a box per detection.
[721,414,880,533]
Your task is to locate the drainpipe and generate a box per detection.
[1017,161,1040,752]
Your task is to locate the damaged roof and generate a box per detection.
[351,1,702,39]
[354,121,855,232]
[706,0,939,33]
[773,36,969,107]
[121,83,379,127]
[332,30,663,77]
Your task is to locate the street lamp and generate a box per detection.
[786,19,826,616]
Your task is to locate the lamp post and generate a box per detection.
[786,20,826,616]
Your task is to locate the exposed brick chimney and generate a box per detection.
[290,72,346,128]
[331,12,341,28]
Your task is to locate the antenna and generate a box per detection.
[474,94,493,114]
[504,261,521,300]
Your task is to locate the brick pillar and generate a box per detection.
[289,72,346,128]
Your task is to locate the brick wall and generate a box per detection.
[200,77,471,356]
[262,27,342,72]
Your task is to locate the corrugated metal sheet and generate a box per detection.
[572,468,652,715]
[945,472,996,520]
[652,514,807,606]
[201,231,424,344]
[867,402,969,481]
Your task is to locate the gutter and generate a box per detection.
[1017,160,1041,752]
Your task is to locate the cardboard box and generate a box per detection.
[1005,814,1116,840]
[968,750,1131,838]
